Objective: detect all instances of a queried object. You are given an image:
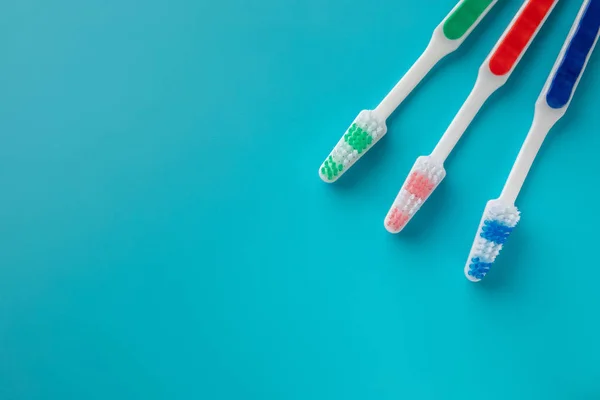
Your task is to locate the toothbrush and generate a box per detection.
[318,0,498,183]
[384,0,558,233]
[465,0,600,282]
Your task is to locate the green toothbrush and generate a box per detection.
[319,0,498,182]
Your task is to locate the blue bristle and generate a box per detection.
[468,257,492,280]
[480,220,514,245]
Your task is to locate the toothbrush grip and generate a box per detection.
[443,0,496,40]
[488,0,556,76]
[546,0,600,109]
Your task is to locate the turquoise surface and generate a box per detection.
[1,0,599,398]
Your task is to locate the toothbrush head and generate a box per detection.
[319,110,387,183]
[384,156,445,233]
[465,199,520,282]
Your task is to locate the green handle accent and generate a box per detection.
[443,0,494,40]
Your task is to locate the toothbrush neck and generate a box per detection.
[374,39,452,121]
[500,108,560,204]
[430,76,498,163]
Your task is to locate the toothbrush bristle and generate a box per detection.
[465,200,520,282]
[384,156,445,233]
[319,110,386,183]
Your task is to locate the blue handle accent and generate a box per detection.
[546,0,600,109]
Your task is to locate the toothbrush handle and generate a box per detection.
[501,0,600,204]
[500,113,557,204]
[545,0,600,109]
[429,0,558,163]
[374,40,450,121]
[374,0,499,121]
[430,75,496,162]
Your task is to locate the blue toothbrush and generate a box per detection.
[465,0,600,282]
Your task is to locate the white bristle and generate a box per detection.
[464,199,520,282]
[384,156,446,233]
[319,110,387,183]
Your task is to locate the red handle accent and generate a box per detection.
[488,0,556,76]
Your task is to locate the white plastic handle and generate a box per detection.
[373,0,498,121]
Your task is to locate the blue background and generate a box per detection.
[1,0,599,398]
